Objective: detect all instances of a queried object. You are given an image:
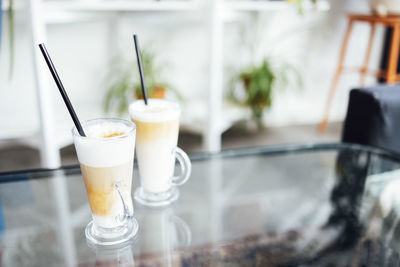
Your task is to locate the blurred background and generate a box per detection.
[0,0,389,171]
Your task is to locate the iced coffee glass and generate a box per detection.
[129,99,192,207]
[72,118,138,246]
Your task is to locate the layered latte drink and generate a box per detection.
[129,99,191,206]
[72,118,138,245]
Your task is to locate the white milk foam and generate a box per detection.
[74,121,135,168]
[85,122,131,138]
[129,99,180,122]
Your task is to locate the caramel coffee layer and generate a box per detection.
[102,132,125,138]
[80,161,132,216]
[132,119,179,142]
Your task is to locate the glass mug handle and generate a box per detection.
[170,147,192,186]
[115,182,133,223]
[170,215,192,246]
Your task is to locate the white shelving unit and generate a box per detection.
[18,0,331,168]
[228,0,289,11]
[43,0,200,12]
[227,0,330,11]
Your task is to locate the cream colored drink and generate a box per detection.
[129,99,180,193]
[73,119,135,229]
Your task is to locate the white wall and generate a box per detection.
[0,0,383,144]
[224,0,381,126]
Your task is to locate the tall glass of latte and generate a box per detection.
[129,99,191,207]
[72,118,138,245]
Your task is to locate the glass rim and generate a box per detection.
[128,98,182,122]
[129,99,180,115]
[72,118,136,140]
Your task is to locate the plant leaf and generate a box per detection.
[103,48,182,114]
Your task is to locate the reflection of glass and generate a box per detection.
[129,99,192,207]
[72,118,139,246]
[138,207,191,266]
[89,242,135,267]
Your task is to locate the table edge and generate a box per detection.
[1,142,399,182]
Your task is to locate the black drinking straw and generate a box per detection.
[133,34,148,105]
[38,43,86,137]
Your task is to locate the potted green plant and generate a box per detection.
[229,59,302,129]
[103,49,182,115]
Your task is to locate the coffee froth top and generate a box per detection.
[73,119,136,167]
[129,99,180,122]
[84,122,132,139]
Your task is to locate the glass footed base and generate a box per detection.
[134,187,179,207]
[85,217,138,246]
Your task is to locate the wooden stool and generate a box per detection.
[319,13,400,133]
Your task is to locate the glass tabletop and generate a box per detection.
[1,143,400,266]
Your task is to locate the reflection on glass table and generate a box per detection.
[1,143,400,266]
